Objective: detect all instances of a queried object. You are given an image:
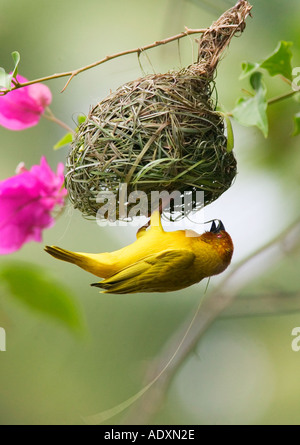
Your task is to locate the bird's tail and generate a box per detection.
[44,246,86,266]
[44,245,109,278]
[45,246,115,278]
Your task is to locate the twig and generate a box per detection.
[0,27,207,96]
[221,291,300,319]
[226,87,299,118]
[121,215,300,424]
[84,287,208,425]
[43,107,74,133]
[267,89,299,106]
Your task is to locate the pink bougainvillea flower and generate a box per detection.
[0,157,67,254]
[0,74,52,130]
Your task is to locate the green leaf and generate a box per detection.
[292,113,300,136]
[218,111,234,152]
[239,61,260,80]
[0,261,83,333]
[239,41,293,81]
[225,115,234,153]
[53,132,73,150]
[0,51,21,90]
[0,68,11,89]
[260,41,293,80]
[77,115,87,125]
[232,72,268,137]
[249,72,264,91]
[11,51,20,79]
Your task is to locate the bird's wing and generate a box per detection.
[91,249,195,294]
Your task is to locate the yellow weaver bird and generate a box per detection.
[45,211,233,294]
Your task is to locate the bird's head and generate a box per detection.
[199,219,234,270]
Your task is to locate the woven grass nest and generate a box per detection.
[66,1,252,220]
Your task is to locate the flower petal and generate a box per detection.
[0,74,52,130]
[0,157,66,254]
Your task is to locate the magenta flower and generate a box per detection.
[0,157,67,254]
[0,74,52,130]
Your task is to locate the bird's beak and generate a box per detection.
[210,220,225,233]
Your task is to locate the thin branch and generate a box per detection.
[227,88,299,118]
[43,107,74,133]
[279,75,293,86]
[267,89,299,106]
[121,215,300,424]
[84,288,207,425]
[0,27,206,96]
[221,291,300,319]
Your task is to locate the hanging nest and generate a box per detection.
[66,1,252,220]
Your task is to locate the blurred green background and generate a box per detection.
[0,0,300,425]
